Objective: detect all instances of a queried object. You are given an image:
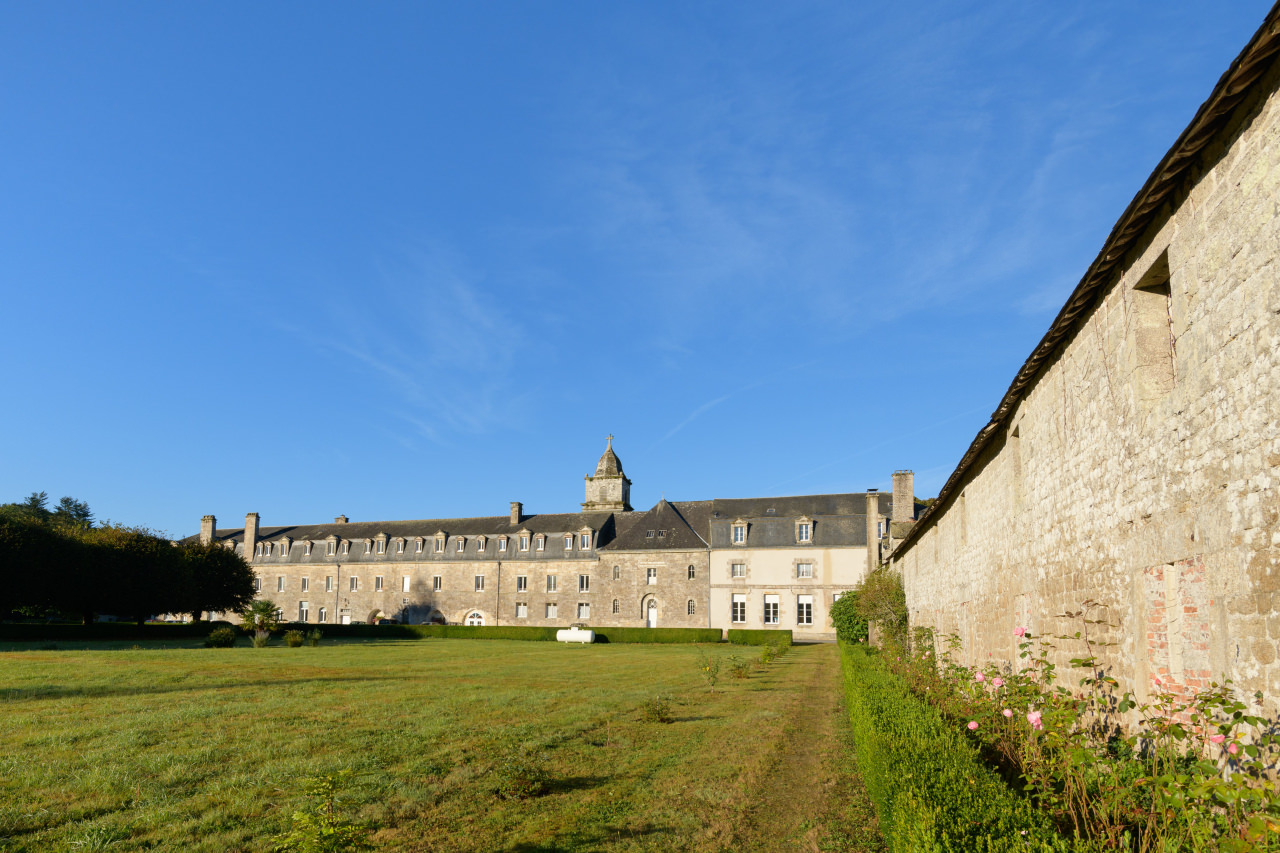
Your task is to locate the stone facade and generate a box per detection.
[889,15,1280,710]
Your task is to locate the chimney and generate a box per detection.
[199,515,216,545]
[245,513,259,561]
[893,470,915,523]
[865,490,880,575]
[335,515,348,524]
[510,502,523,525]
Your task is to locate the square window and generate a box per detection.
[797,563,813,579]
[731,594,746,623]
[797,595,813,626]
[375,576,384,591]
[545,602,558,619]
[401,576,410,593]
[350,577,359,592]
[731,563,745,578]
[579,574,590,593]
[432,575,442,592]
[546,575,558,593]
[474,575,484,592]
[577,602,589,620]
[516,575,528,592]
[301,577,309,592]
[516,602,528,619]
[646,567,657,585]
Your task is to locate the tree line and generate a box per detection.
[0,492,256,624]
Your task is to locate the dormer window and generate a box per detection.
[395,539,404,554]
[375,538,386,555]
[364,540,374,555]
[476,536,487,552]
[415,537,424,553]
[255,543,264,557]
[535,535,545,551]
[646,530,655,538]
[732,520,747,545]
[434,535,445,554]
[279,538,291,556]
[498,537,508,552]
[796,518,812,544]
[341,541,350,556]
[579,531,591,550]
[454,537,466,553]
[326,539,336,556]
[564,534,574,551]
[519,535,530,551]
[304,541,313,556]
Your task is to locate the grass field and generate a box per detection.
[0,639,880,852]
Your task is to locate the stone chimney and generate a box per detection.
[245,513,259,561]
[893,471,915,523]
[510,502,523,525]
[865,490,880,574]
[199,515,216,545]
[334,515,348,524]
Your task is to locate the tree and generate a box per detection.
[0,491,52,524]
[829,592,869,643]
[850,566,909,645]
[79,524,190,625]
[0,513,75,618]
[242,599,282,644]
[179,541,256,622]
[52,497,94,530]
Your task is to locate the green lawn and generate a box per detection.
[0,639,864,852]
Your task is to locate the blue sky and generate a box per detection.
[1,2,1271,538]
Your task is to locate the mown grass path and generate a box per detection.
[0,639,880,852]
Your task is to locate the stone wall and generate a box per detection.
[891,60,1280,709]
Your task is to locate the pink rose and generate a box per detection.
[1014,627,1027,637]
[1026,710,1043,730]
[975,673,985,682]
[992,678,1004,688]
[1002,709,1014,718]
[967,721,979,731]
[1153,677,1161,686]
[1210,734,1225,744]
[1229,743,1239,755]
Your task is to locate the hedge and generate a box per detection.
[839,642,1091,853]
[726,628,792,646]
[0,621,234,641]
[590,627,721,644]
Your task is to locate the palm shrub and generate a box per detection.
[241,599,281,647]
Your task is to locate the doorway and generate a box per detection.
[646,599,657,628]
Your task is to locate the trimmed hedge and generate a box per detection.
[839,642,1090,853]
[590,627,721,644]
[726,628,793,646]
[0,621,234,641]
[275,623,560,641]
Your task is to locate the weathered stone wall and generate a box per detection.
[892,63,1280,709]
[598,550,711,629]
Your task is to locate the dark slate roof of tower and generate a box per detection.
[604,499,711,551]
[593,437,624,477]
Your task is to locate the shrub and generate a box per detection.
[271,770,374,852]
[697,649,720,692]
[490,739,549,800]
[306,629,322,647]
[828,593,868,643]
[591,627,721,644]
[251,634,270,648]
[284,630,305,648]
[639,695,673,724]
[726,629,793,646]
[205,626,237,648]
[727,655,751,679]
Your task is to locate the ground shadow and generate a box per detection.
[500,822,669,852]
[0,675,396,702]
[541,774,610,795]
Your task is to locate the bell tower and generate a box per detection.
[583,435,632,512]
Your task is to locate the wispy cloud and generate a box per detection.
[658,393,731,444]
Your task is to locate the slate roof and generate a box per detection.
[709,492,892,520]
[593,438,625,477]
[604,499,711,551]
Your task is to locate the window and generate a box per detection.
[731,563,746,578]
[498,537,508,552]
[646,568,657,585]
[797,594,813,626]
[301,577,309,592]
[732,523,746,544]
[415,538,424,553]
[375,576,384,591]
[474,575,484,592]
[401,576,410,593]
[435,537,444,553]
[546,602,558,619]
[612,565,621,580]
[275,608,284,622]
[455,537,466,554]
[535,535,545,551]
[476,537,486,552]
[341,541,350,556]
[325,576,333,592]
[796,519,812,543]
[687,565,696,580]
[1132,250,1175,408]
[276,576,285,593]
[564,535,574,551]
[327,540,336,556]
[577,603,590,620]
[763,594,779,625]
[657,530,666,539]
[832,591,847,603]
[579,575,590,593]
[612,599,620,614]
[580,533,590,549]
[546,575,558,593]
[645,530,655,539]
[376,539,386,554]
[255,543,263,557]
[519,535,530,551]
[516,575,528,592]
[732,594,746,623]
[465,611,484,626]
[318,606,327,623]
[797,563,813,579]
[365,540,373,554]
[304,541,313,556]
[432,575,442,592]
[254,576,262,592]
[687,600,696,615]
[349,576,359,592]
[395,539,404,554]
[516,602,528,619]
[299,601,309,622]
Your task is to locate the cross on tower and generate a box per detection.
[606,434,614,448]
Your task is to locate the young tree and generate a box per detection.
[242,599,281,644]
[179,541,256,622]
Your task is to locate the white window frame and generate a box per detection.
[415,538,424,553]
[341,541,350,556]
[376,539,386,555]
[546,602,558,619]
[796,519,812,544]
[731,563,746,578]
[474,575,484,592]
[546,574,558,593]
[535,535,545,551]
[577,602,590,620]
[687,600,695,616]
[731,594,746,623]
[435,536,445,554]
[498,537,508,552]
[516,575,528,592]
[299,601,309,622]
[797,562,813,579]
[732,522,747,545]
[401,576,410,593]
[476,536,486,552]
[516,602,528,619]
[433,575,442,592]
[579,574,590,593]
[395,539,404,554]
[375,576,384,591]
[276,576,285,593]
[304,541,313,556]
[455,537,466,554]
[325,575,333,592]
[301,577,309,592]
[350,576,359,592]
[763,594,780,625]
[797,594,813,626]
[564,534,574,551]
[612,565,620,580]
[519,535,530,552]
[580,532,591,549]
[646,567,657,585]
[318,606,327,623]
[253,576,262,592]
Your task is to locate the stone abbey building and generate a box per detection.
[196,440,913,640]
[889,8,1280,709]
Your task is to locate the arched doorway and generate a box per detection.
[646,598,658,629]
[465,611,485,626]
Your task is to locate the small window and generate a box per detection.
[435,537,444,553]
[415,538,424,553]
[535,535,545,551]
[365,541,374,554]
[763,594,779,625]
[401,576,410,593]
[326,540,336,556]
[276,576,285,593]
[474,575,484,592]
[731,594,746,623]
[455,538,466,554]
[433,575,442,592]
[577,602,590,620]
[646,530,655,539]
[301,577,309,592]
[546,602,558,619]
[476,537,486,552]
[304,541,313,556]
[516,575,528,592]
[375,576,384,591]
[376,539,386,554]
[732,523,746,544]
[519,535,530,551]
[657,530,666,539]
[612,565,621,580]
[797,594,813,626]
[395,540,404,554]
[498,537,508,552]
[546,575,558,593]
[254,576,262,592]
[325,575,333,592]
[564,535,574,551]
[580,533,590,549]
[516,602,528,619]
[465,611,484,626]
[796,521,811,543]
[687,565,695,580]
[687,600,695,616]
[731,563,745,578]
[350,576,359,592]
[797,563,813,579]
[341,541,350,556]
[298,601,310,622]
[646,567,657,585]
[612,599,620,614]
[318,606,327,623]
[579,574,590,593]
